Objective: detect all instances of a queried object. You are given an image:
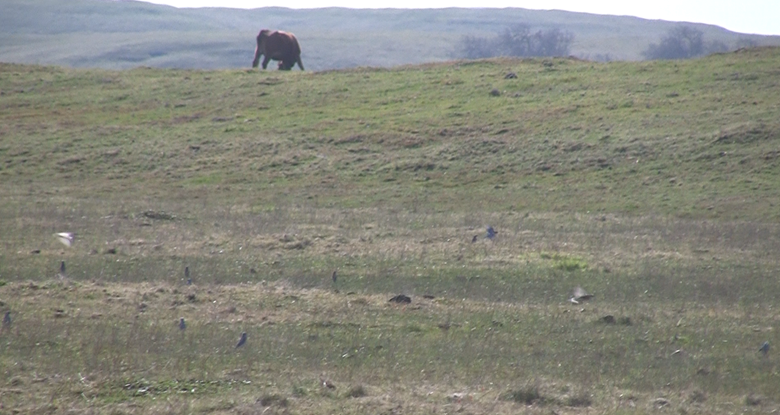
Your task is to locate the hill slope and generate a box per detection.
[1,43,780,415]
[1,0,778,70]
[2,47,779,221]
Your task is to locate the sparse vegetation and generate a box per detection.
[1,48,780,413]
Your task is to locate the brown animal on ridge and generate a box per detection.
[252,29,304,71]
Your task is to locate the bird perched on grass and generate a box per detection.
[320,374,336,389]
[332,270,337,284]
[236,332,247,348]
[760,341,769,356]
[58,261,67,278]
[570,286,594,304]
[179,318,186,331]
[485,226,497,240]
[185,266,192,285]
[55,232,74,247]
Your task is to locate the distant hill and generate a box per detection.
[1,0,778,70]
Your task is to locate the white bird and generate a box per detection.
[56,232,74,247]
[320,374,336,389]
[570,286,594,304]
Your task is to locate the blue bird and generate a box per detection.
[236,332,247,348]
[486,226,498,240]
[759,341,769,355]
[179,318,186,331]
[2,311,10,327]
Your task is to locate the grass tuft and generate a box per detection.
[564,391,592,407]
[744,394,762,406]
[503,384,552,406]
[346,385,367,398]
[258,394,289,408]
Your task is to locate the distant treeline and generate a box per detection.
[458,24,762,61]
[642,26,758,59]
[458,25,574,59]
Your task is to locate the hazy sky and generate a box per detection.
[138,0,779,36]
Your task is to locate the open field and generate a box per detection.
[1,48,780,413]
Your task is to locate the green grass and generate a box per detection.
[1,48,780,413]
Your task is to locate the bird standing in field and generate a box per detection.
[56,232,74,247]
[1,311,10,334]
[760,341,769,356]
[236,332,247,348]
[185,266,192,285]
[58,260,67,278]
[179,318,186,331]
[485,226,497,240]
[471,235,478,243]
[332,270,337,284]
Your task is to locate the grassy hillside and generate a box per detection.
[1,0,779,70]
[1,49,780,413]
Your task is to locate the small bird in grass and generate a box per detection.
[570,286,594,304]
[320,374,336,389]
[471,235,478,243]
[55,232,74,247]
[1,311,10,334]
[58,260,67,278]
[185,266,192,285]
[332,270,337,284]
[179,318,186,331]
[236,332,247,348]
[486,226,498,240]
[760,341,769,356]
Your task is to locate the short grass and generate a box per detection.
[1,48,780,413]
